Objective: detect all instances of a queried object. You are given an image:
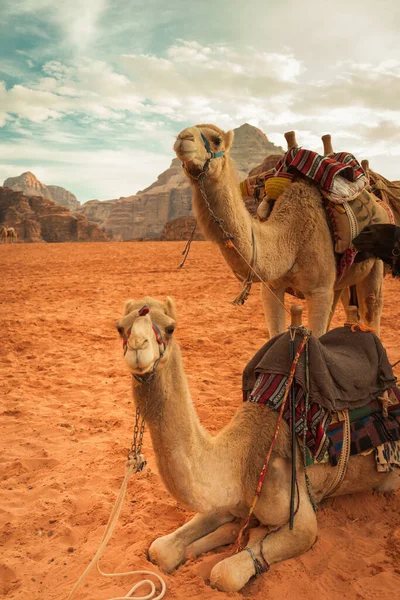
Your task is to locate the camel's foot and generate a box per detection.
[148,533,186,573]
[210,550,256,592]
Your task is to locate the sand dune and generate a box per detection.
[1,241,399,599]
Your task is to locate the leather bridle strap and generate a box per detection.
[122,305,167,357]
[200,132,225,159]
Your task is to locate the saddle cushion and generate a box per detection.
[243,326,397,413]
[326,188,391,254]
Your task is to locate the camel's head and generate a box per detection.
[116,296,177,376]
[174,124,234,178]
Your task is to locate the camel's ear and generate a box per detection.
[123,299,136,315]
[164,296,177,320]
[224,130,234,152]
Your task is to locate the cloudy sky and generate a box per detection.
[0,0,399,202]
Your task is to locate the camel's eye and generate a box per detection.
[166,326,175,336]
[213,137,222,147]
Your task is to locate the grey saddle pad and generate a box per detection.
[242,327,397,412]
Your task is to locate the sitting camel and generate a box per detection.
[116,296,400,593]
[353,224,400,277]
[174,125,392,337]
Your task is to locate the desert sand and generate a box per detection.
[1,241,399,599]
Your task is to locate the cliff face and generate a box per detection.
[0,187,108,243]
[4,172,80,211]
[77,124,283,240]
[77,158,193,240]
[161,216,205,241]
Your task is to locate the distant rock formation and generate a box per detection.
[161,216,205,241]
[0,187,107,243]
[77,123,283,240]
[4,172,80,211]
[229,124,283,172]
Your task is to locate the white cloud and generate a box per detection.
[5,0,108,51]
[1,40,398,137]
[1,36,400,197]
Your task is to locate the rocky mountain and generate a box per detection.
[4,172,80,211]
[0,187,107,243]
[230,123,283,172]
[76,123,283,241]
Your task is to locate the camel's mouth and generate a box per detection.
[124,347,157,375]
[174,136,204,162]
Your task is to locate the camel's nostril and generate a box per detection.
[116,324,124,336]
[179,134,195,141]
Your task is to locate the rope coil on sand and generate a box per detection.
[68,458,166,599]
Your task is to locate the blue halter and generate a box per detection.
[200,132,225,159]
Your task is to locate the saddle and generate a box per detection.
[255,148,393,259]
[242,326,400,472]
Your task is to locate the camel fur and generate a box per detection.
[116,296,400,593]
[174,125,388,337]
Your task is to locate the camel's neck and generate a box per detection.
[133,342,215,508]
[190,158,293,281]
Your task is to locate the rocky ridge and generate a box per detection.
[4,172,80,211]
[0,187,107,243]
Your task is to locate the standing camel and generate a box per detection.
[174,125,386,337]
[0,227,17,243]
[116,296,400,593]
[7,227,17,243]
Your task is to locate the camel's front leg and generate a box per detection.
[306,288,334,337]
[210,489,317,592]
[184,520,241,558]
[260,283,286,338]
[148,511,234,573]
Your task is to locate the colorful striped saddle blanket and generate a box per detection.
[244,373,400,471]
[274,148,368,203]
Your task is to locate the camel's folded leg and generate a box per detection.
[210,489,317,593]
[148,511,234,573]
[184,520,241,558]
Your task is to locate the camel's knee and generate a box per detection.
[262,514,317,564]
[364,292,382,324]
